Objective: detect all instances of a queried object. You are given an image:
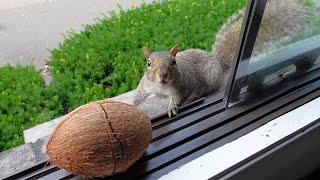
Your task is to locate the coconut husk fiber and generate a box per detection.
[46,100,152,177]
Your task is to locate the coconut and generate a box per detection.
[46,100,152,177]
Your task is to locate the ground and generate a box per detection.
[0,0,152,72]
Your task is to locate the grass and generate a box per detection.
[0,66,62,150]
[0,0,246,151]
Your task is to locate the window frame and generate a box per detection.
[224,0,267,106]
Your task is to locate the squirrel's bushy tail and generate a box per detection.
[212,0,319,72]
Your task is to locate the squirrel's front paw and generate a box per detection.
[168,98,179,118]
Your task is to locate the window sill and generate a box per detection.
[160,96,320,180]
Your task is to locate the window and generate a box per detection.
[4,0,320,179]
[226,0,320,107]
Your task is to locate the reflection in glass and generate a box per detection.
[227,0,320,106]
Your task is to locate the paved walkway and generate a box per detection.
[0,0,152,70]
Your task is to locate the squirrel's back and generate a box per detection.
[212,0,318,71]
[176,49,223,91]
[172,49,223,101]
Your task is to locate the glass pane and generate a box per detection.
[227,0,320,106]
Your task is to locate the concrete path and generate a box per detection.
[0,0,152,71]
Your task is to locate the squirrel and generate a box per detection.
[133,46,223,117]
[133,0,319,117]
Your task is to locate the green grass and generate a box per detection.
[0,66,62,150]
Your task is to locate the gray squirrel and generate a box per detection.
[133,0,319,117]
[133,47,223,117]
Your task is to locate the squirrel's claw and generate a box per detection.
[168,98,179,118]
[168,107,178,118]
[168,111,172,118]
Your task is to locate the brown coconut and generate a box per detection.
[46,100,152,177]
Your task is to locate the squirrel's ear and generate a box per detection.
[170,45,178,57]
[143,47,151,59]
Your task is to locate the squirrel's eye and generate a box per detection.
[147,58,152,66]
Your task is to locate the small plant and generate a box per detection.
[0,66,62,150]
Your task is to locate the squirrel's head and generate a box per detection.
[143,45,178,86]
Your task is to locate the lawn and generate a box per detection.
[0,66,62,150]
[0,0,246,151]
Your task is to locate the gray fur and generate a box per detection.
[133,49,223,117]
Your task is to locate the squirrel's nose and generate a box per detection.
[158,72,168,83]
[160,72,168,80]
[163,73,168,79]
